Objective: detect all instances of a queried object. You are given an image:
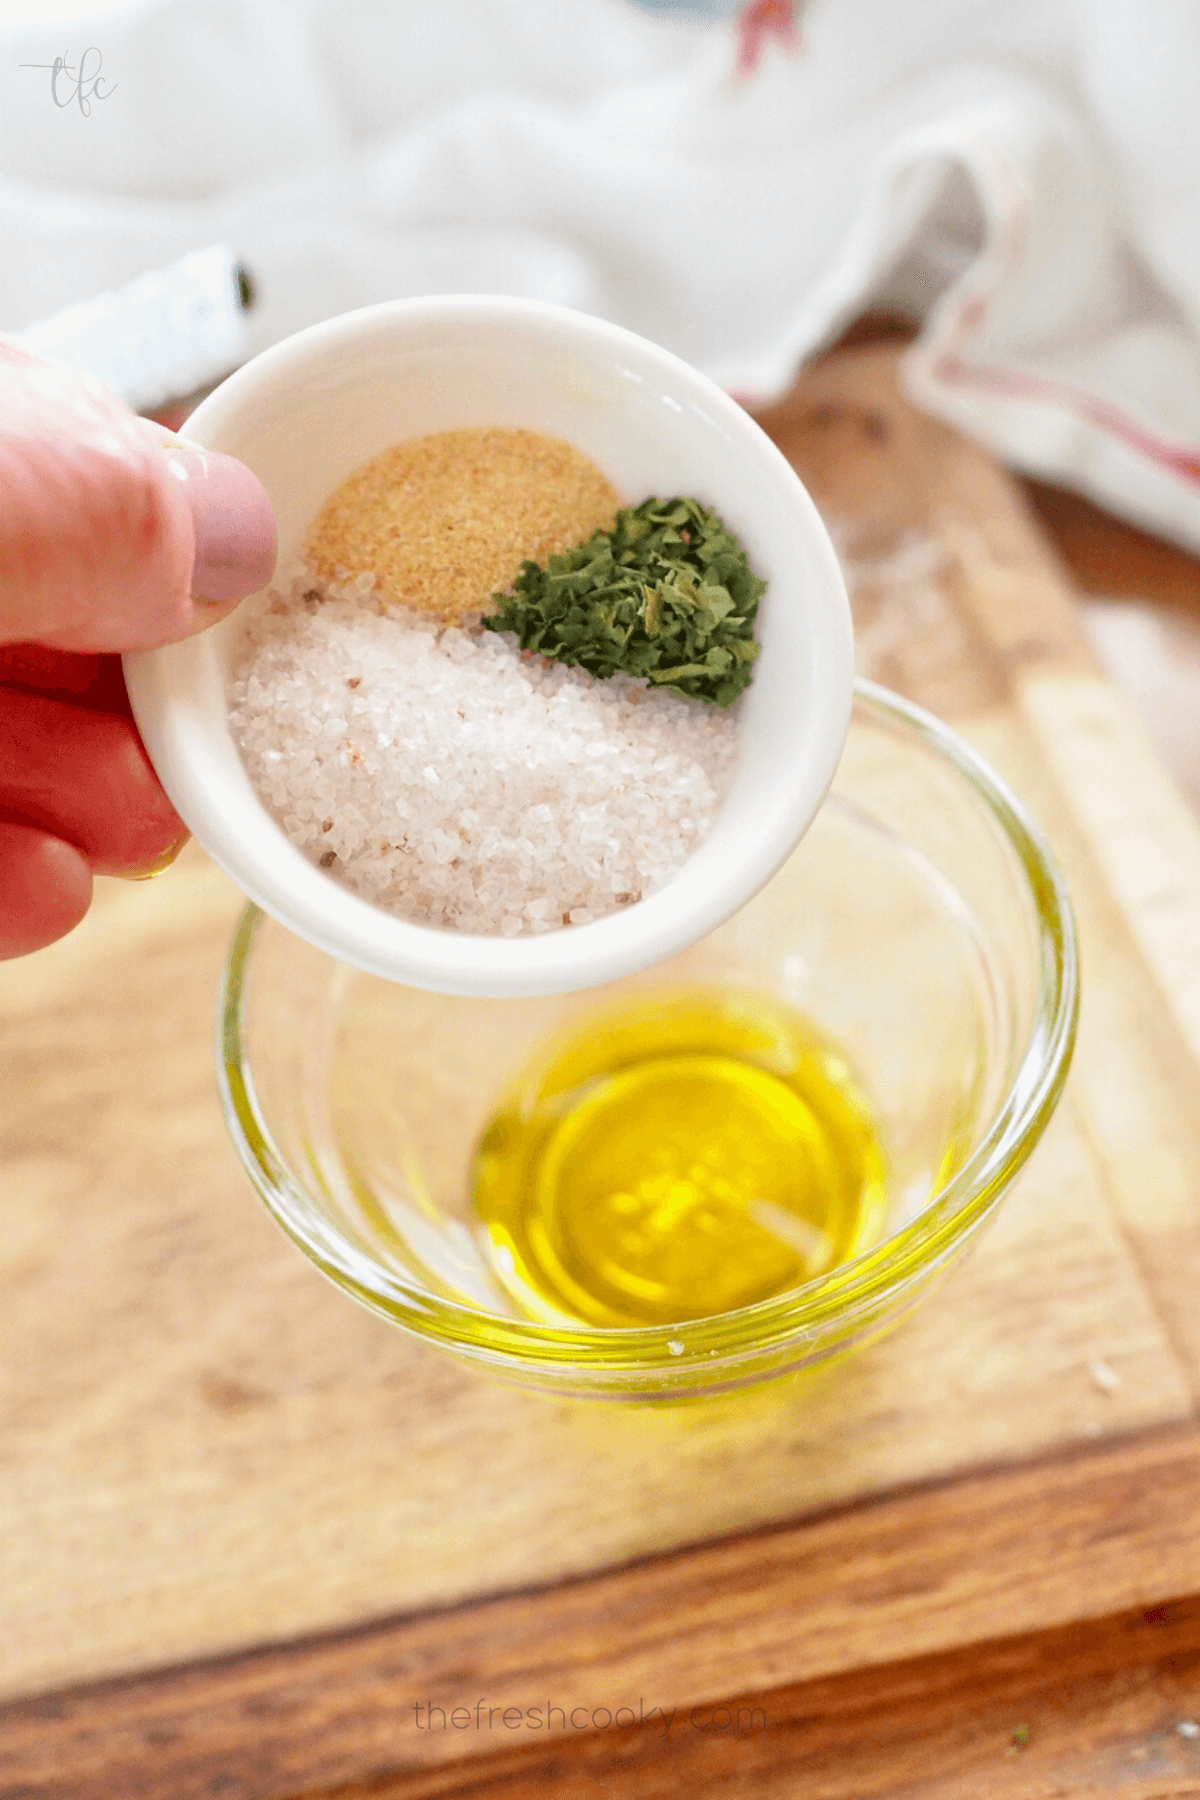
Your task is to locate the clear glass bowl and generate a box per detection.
[218,681,1079,1401]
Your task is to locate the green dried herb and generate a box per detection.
[483,496,764,706]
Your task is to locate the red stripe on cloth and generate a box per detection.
[935,353,1200,488]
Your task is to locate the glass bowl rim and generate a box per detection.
[217,677,1080,1372]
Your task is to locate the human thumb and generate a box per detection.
[0,339,275,653]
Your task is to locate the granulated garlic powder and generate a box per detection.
[306,428,621,623]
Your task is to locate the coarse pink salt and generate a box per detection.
[227,570,740,936]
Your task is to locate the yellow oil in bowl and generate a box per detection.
[472,987,887,1326]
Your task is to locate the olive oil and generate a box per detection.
[472,987,887,1327]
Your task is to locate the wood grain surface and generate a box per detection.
[3,1424,1200,1800]
[295,1596,1200,1799]
[2,344,1200,1797]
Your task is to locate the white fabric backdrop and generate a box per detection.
[3,0,1199,548]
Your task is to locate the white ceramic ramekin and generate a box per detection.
[125,295,854,997]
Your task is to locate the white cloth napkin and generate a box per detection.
[3,0,1199,549]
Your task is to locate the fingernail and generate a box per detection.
[118,834,190,881]
[164,446,277,601]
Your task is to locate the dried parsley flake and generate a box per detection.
[483,496,764,706]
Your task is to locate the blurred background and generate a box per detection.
[3,0,1200,802]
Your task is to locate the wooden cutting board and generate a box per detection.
[2,345,1199,1800]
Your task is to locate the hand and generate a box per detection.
[0,339,276,958]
